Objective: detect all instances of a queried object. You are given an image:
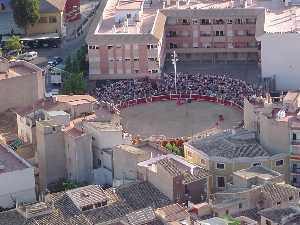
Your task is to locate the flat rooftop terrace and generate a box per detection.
[0,65,35,80]
[250,1,300,33]
[0,144,28,174]
[96,0,232,35]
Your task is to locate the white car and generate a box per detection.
[22,51,38,61]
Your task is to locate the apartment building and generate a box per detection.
[244,91,300,188]
[184,129,289,192]
[86,0,264,79]
[0,57,45,113]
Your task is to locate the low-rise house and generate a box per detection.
[184,129,289,192]
[155,203,191,225]
[0,181,171,225]
[0,143,36,209]
[27,0,67,36]
[258,206,300,225]
[137,154,211,204]
[209,165,300,218]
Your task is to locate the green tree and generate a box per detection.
[62,72,86,94]
[64,56,73,72]
[5,35,22,52]
[11,0,40,35]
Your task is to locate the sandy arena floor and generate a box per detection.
[120,101,243,138]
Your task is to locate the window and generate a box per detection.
[275,159,284,166]
[289,196,293,201]
[252,162,261,167]
[135,70,139,73]
[169,43,177,49]
[192,19,198,24]
[126,14,131,18]
[238,203,243,209]
[39,17,48,23]
[125,58,131,61]
[216,163,225,169]
[293,133,297,140]
[215,31,224,36]
[152,70,158,73]
[107,45,113,50]
[217,176,225,188]
[276,201,281,206]
[81,205,93,211]
[225,210,229,215]
[49,16,57,23]
[97,159,101,167]
[148,57,155,61]
[133,58,139,61]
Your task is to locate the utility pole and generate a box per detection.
[172,50,178,94]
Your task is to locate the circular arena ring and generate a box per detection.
[109,94,243,139]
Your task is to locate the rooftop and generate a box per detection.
[199,217,227,225]
[125,207,156,225]
[67,185,108,210]
[0,182,170,225]
[55,95,96,104]
[188,129,271,158]
[87,0,264,44]
[0,60,40,81]
[40,0,67,13]
[139,154,210,184]
[250,1,300,33]
[258,207,300,224]
[117,144,147,155]
[261,182,300,202]
[233,165,282,181]
[86,121,122,131]
[0,143,29,174]
[155,204,189,222]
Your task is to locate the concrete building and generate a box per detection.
[244,91,300,188]
[184,129,289,192]
[36,120,66,191]
[0,57,45,113]
[113,142,167,186]
[0,143,36,209]
[83,121,129,186]
[64,127,93,183]
[86,0,264,80]
[137,154,210,204]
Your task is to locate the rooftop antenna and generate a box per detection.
[171,51,178,94]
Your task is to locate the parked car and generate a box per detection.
[53,56,63,64]
[22,51,38,61]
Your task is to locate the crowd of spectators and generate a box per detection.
[94,73,263,106]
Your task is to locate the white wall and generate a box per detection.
[259,33,300,90]
[0,168,36,208]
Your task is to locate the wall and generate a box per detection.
[113,147,149,182]
[0,167,36,208]
[36,122,66,191]
[258,33,300,90]
[0,66,45,113]
[259,115,290,155]
[84,123,124,149]
[243,98,259,132]
[65,133,93,183]
[27,12,63,35]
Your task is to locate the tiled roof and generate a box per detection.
[261,183,300,202]
[0,182,170,225]
[258,207,300,224]
[126,207,156,225]
[155,204,189,222]
[189,129,270,158]
[232,208,260,222]
[157,158,209,183]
